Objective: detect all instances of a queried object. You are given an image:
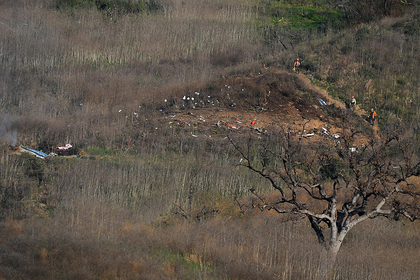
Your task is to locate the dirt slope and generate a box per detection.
[153,67,376,146]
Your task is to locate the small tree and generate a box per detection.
[230,121,420,274]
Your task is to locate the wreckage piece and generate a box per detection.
[57,144,72,150]
[318,98,327,106]
[20,145,49,159]
[54,143,78,156]
[298,133,314,138]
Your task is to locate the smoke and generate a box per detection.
[0,113,19,146]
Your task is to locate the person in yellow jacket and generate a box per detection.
[368,108,377,126]
[293,58,301,73]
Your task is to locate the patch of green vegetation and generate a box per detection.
[285,6,345,29]
[256,2,345,31]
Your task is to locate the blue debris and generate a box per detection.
[318,98,327,106]
[20,146,49,159]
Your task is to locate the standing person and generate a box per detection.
[350,96,356,111]
[293,58,300,73]
[368,108,377,126]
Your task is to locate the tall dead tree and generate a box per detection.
[230,122,420,273]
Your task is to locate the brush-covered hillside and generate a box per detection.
[1,0,420,279]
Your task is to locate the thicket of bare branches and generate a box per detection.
[230,117,420,275]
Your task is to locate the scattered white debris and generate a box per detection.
[302,133,314,138]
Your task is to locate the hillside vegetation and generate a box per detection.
[1,0,420,279]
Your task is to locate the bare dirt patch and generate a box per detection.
[155,67,372,146]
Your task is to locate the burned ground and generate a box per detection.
[149,68,372,149]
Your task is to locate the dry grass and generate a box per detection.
[2,205,420,279]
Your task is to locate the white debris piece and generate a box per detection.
[302,133,314,138]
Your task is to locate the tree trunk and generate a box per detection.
[320,237,344,278]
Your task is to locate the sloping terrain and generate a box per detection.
[152,67,373,147]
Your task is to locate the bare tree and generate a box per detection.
[230,122,420,274]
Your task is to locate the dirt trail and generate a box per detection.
[291,71,380,136]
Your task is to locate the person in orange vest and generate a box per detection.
[368,108,377,126]
[293,58,301,73]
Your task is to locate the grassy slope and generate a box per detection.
[1,0,420,279]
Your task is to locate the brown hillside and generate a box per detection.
[152,67,374,147]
